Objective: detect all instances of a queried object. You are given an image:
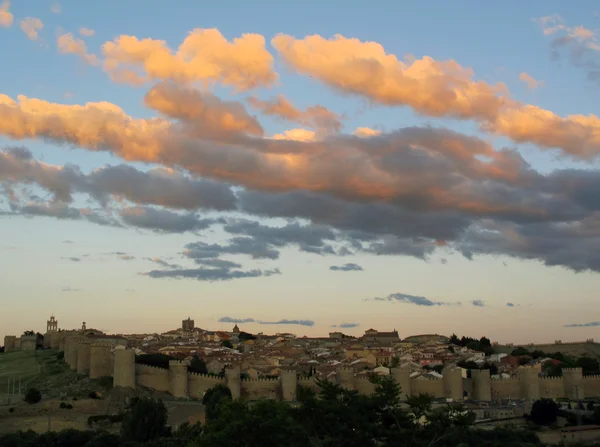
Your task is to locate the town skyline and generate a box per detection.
[2,1,600,343]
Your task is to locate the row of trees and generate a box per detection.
[448,334,495,355]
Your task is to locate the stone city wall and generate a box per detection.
[48,342,600,403]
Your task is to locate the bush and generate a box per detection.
[8,407,14,413]
[56,351,64,360]
[121,397,168,442]
[87,414,124,427]
[88,391,101,399]
[66,404,73,409]
[530,398,559,426]
[60,402,67,409]
[72,396,78,401]
[24,388,42,404]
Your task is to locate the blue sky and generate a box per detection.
[1,0,600,343]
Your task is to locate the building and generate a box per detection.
[182,317,195,335]
[362,328,400,344]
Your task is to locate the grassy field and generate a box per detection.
[0,350,64,394]
[495,342,600,359]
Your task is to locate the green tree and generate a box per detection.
[202,384,232,421]
[221,340,233,349]
[529,398,559,426]
[121,397,168,442]
[24,388,41,404]
[511,347,530,357]
[189,356,208,374]
[406,393,433,423]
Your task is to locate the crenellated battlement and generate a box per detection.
[136,364,169,372]
[169,359,189,367]
[583,375,600,379]
[188,372,225,380]
[241,376,280,382]
[90,339,118,348]
[413,376,442,381]
[539,376,563,381]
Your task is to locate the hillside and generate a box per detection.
[494,342,600,359]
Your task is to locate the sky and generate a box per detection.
[1,1,600,344]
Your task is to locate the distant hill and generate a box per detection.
[495,342,600,359]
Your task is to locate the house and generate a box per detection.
[373,366,390,376]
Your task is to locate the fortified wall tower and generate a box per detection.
[3,335,16,352]
[471,369,492,401]
[169,360,189,398]
[113,347,136,389]
[519,367,540,402]
[280,369,298,401]
[443,366,464,401]
[225,365,241,399]
[563,368,584,400]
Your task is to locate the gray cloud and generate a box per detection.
[223,219,338,255]
[120,206,220,233]
[330,263,363,271]
[339,323,360,328]
[144,266,281,282]
[144,257,183,269]
[368,292,459,306]
[219,317,256,324]
[218,316,314,326]
[63,240,74,244]
[506,302,515,307]
[62,257,81,262]
[62,287,81,292]
[184,238,280,261]
[472,300,485,307]
[564,321,600,328]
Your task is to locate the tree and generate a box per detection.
[121,397,168,442]
[189,356,208,374]
[406,393,433,423]
[221,340,233,349]
[529,398,559,426]
[449,334,460,345]
[575,356,600,375]
[202,384,232,421]
[511,347,530,357]
[24,388,41,404]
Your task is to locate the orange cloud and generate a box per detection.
[101,28,277,91]
[272,33,600,158]
[20,17,43,41]
[0,1,13,28]
[247,95,341,132]
[79,27,95,37]
[0,93,168,161]
[519,72,544,89]
[354,127,381,138]
[271,128,317,142]
[0,92,536,209]
[272,33,507,120]
[144,82,264,137]
[57,32,100,65]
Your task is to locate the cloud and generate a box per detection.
[101,28,277,90]
[271,33,600,159]
[20,18,43,41]
[471,299,485,307]
[144,82,264,137]
[519,72,544,89]
[535,15,600,84]
[354,127,381,138]
[79,27,94,37]
[564,321,600,328]
[145,257,183,269]
[120,206,218,233]
[118,254,135,261]
[63,240,74,244]
[368,292,458,306]
[145,266,280,282]
[247,95,341,133]
[50,2,61,14]
[0,1,13,28]
[330,263,363,271]
[62,286,80,292]
[259,319,314,326]
[506,302,515,307]
[184,239,280,261]
[218,316,314,326]
[57,32,100,65]
[219,316,256,324]
[271,128,317,142]
[339,323,360,328]
[62,256,80,262]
